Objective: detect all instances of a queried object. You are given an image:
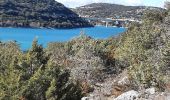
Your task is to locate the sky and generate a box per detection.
[56,0,170,8]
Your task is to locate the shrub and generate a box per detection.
[115,12,167,89]
[0,40,84,100]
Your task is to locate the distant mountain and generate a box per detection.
[72,3,164,20]
[0,0,92,28]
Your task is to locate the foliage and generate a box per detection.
[46,33,124,92]
[115,10,168,89]
[0,40,84,100]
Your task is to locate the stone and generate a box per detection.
[118,76,130,85]
[114,90,139,100]
[145,87,156,95]
[107,96,116,100]
[81,97,90,100]
[111,85,126,97]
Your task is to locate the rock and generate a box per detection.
[107,96,116,100]
[148,92,170,100]
[114,90,139,100]
[118,76,130,85]
[145,87,156,95]
[165,82,170,92]
[115,70,130,86]
[81,97,90,100]
[111,85,126,97]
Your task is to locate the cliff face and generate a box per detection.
[0,0,93,28]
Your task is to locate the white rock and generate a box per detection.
[145,87,156,95]
[107,96,116,100]
[81,97,90,100]
[165,93,170,100]
[114,90,139,100]
[118,76,130,85]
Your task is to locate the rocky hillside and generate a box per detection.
[0,0,92,28]
[72,3,164,20]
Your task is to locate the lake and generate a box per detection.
[0,26,126,50]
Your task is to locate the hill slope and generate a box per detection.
[0,0,92,28]
[72,3,164,20]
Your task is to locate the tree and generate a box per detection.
[0,42,21,99]
[20,67,50,100]
[18,39,84,100]
[26,38,48,76]
[46,69,83,100]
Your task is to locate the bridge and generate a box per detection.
[84,17,140,27]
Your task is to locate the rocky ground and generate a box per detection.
[81,69,170,100]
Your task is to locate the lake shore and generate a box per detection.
[0,26,126,50]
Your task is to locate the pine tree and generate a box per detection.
[26,38,48,76]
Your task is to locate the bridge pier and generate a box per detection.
[106,22,109,27]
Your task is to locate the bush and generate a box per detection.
[115,12,167,90]
[0,40,84,100]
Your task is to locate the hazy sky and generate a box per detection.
[56,0,170,8]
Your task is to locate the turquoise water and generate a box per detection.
[0,26,126,50]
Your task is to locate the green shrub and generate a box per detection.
[0,40,84,100]
[115,11,167,89]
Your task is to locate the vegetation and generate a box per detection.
[115,9,169,90]
[0,40,83,100]
[47,6,170,92]
[46,34,119,84]
[0,3,170,99]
